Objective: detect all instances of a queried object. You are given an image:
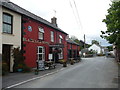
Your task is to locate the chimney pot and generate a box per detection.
[51,17,57,27]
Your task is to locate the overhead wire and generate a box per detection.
[69,0,84,35]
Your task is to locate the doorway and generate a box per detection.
[2,44,12,71]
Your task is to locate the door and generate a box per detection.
[2,44,12,71]
[37,46,45,70]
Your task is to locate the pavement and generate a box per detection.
[2,63,66,89]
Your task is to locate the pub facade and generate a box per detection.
[1,0,80,70]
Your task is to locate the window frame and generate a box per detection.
[38,27,44,40]
[58,48,63,59]
[37,46,45,61]
[3,13,13,34]
[50,31,54,42]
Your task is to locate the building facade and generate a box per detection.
[0,0,21,72]
[67,39,80,60]
[22,16,68,68]
[1,1,80,70]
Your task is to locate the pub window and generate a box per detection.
[51,31,54,42]
[59,35,63,43]
[58,48,63,59]
[37,46,45,61]
[38,27,44,40]
[3,13,13,34]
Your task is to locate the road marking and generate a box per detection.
[5,68,65,89]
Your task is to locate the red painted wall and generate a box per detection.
[22,17,68,67]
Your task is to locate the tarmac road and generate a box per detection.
[14,57,118,88]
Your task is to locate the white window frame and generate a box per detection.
[58,48,63,59]
[3,13,13,34]
[37,46,45,61]
[59,35,63,43]
[51,31,54,42]
[38,27,44,40]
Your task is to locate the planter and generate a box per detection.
[70,62,74,65]
[34,69,39,75]
[63,62,67,67]
[17,68,23,72]
[70,60,74,65]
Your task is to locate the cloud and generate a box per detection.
[10,0,112,46]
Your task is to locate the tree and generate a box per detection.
[101,1,120,62]
[100,1,120,48]
[71,35,78,41]
[91,40,99,45]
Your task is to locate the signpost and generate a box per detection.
[38,60,45,70]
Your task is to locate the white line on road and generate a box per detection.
[5,68,65,89]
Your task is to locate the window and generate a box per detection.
[58,48,63,59]
[59,35,63,43]
[37,46,45,61]
[51,31,54,42]
[3,13,13,34]
[38,27,44,40]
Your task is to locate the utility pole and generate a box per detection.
[84,34,86,49]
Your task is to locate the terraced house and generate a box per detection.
[0,0,21,72]
[0,0,80,72]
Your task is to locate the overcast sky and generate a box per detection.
[10,0,112,46]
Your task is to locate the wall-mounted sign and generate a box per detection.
[49,44,64,48]
[28,26,32,32]
[48,54,53,60]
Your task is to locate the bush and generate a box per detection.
[12,47,31,73]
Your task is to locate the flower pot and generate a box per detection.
[34,69,39,75]
[17,69,23,72]
[35,71,39,75]
[63,62,67,67]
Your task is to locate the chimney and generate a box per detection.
[51,17,57,27]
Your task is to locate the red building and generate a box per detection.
[67,39,80,60]
[22,16,69,68]
[1,1,80,68]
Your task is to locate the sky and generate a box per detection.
[10,0,112,46]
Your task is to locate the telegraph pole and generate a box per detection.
[84,34,86,49]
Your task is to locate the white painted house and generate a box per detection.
[88,44,105,54]
[0,0,21,72]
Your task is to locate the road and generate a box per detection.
[13,57,118,88]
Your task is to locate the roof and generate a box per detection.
[1,1,68,35]
[89,44,103,49]
[67,39,79,46]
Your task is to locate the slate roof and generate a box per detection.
[67,39,79,46]
[1,1,68,34]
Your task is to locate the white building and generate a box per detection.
[0,0,21,72]
[88,44,105,54]
[111,0,120,2]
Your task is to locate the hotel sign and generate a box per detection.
[49,44,64,48]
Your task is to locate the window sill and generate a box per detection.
[2,33,15,36]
